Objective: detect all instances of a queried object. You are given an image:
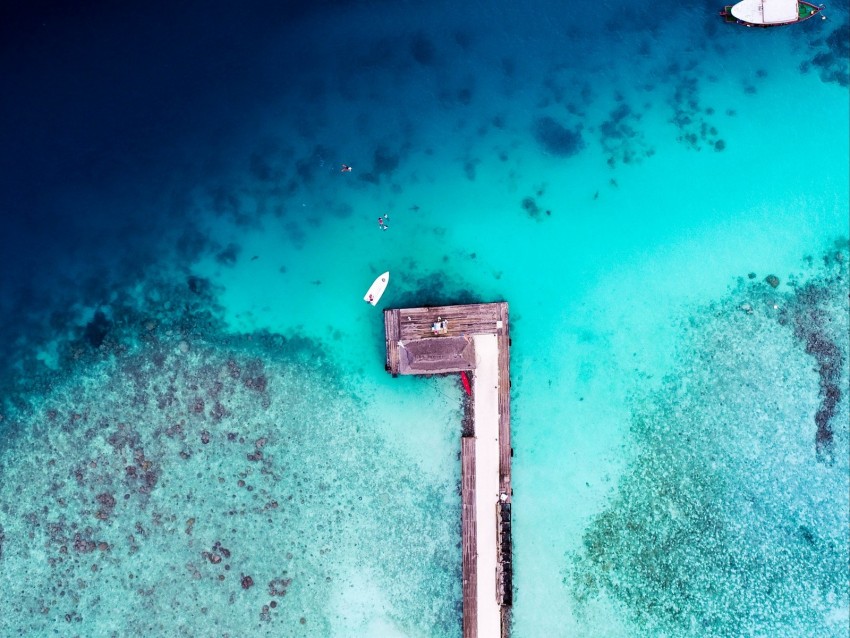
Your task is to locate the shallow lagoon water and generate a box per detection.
[0,2,848,636]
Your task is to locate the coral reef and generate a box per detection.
[0,276,460,636]
[598,101,654,167]
[565,243,849,637]
[667,70,723,152]
[804,23,850,88]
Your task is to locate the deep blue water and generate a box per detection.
[1,0,847,310]
[2,2,287,288]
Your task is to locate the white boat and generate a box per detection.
[720,0,823,26]
[364,272,390,306]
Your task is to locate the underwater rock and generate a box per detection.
[84,311,111,348]
[241,575,254,590]
[598,102,651,165]
[533,116,584,157]
[0,523,4,559]
[791,283,845,463]
[372,145,400,179]
[73,535,96,554]
[811,23,850,87]
[96,492,116,509]
[268,577,292,597]
[244,374,267,392]
[215,243,240,266]
[765,274,780,288]
[521,197,541,220]
[410,33,436,66]
[141,469,159,492]
[95,492,116,519]
[186,276,210,296]
[211,402,227,421]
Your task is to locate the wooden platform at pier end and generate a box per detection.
[383,302,513,638]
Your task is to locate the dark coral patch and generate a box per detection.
[521,197,542,220]
[533,116,584,157]
[84,311,111,348]
[811,23,850,87]
[359,145,400,184]
[215,243,241,266]
[410,33,436,66]
[268,577,292,597]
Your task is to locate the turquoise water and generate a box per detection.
[0,2,848,636]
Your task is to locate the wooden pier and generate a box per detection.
[384,302,512,638]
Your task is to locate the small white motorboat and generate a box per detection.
[364,272,390,306]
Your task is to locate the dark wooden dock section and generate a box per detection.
[384,302,513,638]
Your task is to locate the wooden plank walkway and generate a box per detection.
[461,437,478,638]
[383,302,512,637]
[384,307,400,374]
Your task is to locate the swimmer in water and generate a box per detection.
[341,164,352,173]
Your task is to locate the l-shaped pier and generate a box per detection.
[383,302,512,638]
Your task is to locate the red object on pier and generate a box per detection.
[460,371,472,396]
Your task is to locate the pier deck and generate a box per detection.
[383,302,512,638]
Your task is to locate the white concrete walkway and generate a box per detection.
[472,334,501,638]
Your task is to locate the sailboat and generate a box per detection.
[720,0,824,26]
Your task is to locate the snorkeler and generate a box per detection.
[341,164,352,173]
